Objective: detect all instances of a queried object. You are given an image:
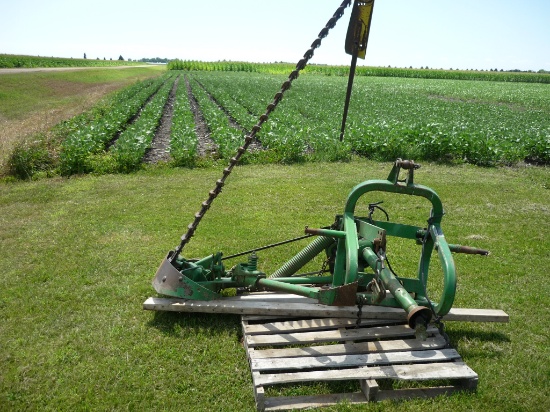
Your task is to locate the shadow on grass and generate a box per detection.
[147,310,243,340]
[448,328,511,360]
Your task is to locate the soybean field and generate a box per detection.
[6,68,550,179]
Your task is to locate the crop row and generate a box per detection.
[60,73,175,174]
[168,60,550,84]
[169,76,198,166]
[188,78,245,159]
[186,71,550,166]
[0,54,140,69]
[112,76,176,172]
[7,68,548,179]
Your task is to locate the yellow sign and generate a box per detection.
[345,0,375,59]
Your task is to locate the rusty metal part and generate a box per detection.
[171,0,353,262]
[448,244,490,256]
[319,281,359,306]
[395,158,420,170]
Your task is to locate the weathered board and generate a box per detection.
[143,293,509,323]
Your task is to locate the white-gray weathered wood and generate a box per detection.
[360,379,379,401]
[143,296,406,319]
[246,324,437,347]
[251,349,461,372]
[255,361,478,386]
[248,336,447,359]
[243,317,391,335]
[143,296,509,322]
[263,392,368,411]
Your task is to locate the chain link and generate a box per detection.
[356,295,365,327]
[172,0,353,261]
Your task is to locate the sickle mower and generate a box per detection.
[151,1,489,339]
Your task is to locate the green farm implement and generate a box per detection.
[151,0,488,338]
[153,159,488,338]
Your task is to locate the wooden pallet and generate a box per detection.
[242,315,478,411]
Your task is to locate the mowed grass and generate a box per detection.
[0,160,548,411]
[0,66,165,170]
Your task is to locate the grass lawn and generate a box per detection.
[0,160,548,411]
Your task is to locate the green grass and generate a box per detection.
[0,160,548,411]
[0,66,166,120]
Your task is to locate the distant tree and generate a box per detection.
[118,55,124,61]
[84,53,87,59]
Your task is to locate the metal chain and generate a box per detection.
[172,0,353,261]
[356,295,365,327]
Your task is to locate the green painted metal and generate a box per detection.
[361,247,432,328]
[152,159,485,324]
[257,278,320,300]
[269,235,335,278]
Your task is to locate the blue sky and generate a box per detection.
[1,0,548,71]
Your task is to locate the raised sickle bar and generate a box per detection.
[170,0,353,261]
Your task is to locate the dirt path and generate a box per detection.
[185,75,218,158]
[143,76,180,163]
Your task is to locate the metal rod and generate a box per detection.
[221,234,313,261]
[362,247,432,331]
[257,278,320,300]
[339,47,359,141]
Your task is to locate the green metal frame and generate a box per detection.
[152,159,488,333]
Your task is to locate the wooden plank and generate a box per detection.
[255,362,478,386]
[242,314,302,322]
[144,296,509,323]
[443,308,509,323]
[143,297,406,320]
[263,392,367,411]
[360,379,379,401]
[252,372,265,412]
[246,324,438,347]
[243,317,393,335]
[251,349,461,372]
[249,336,447,359]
